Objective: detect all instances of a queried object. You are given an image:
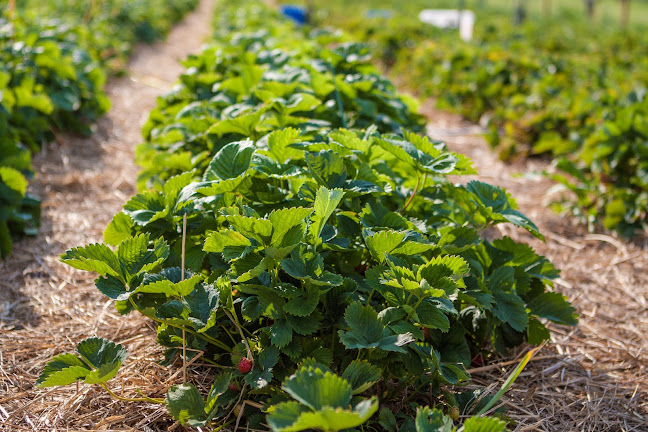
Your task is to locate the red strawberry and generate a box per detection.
[238,358,252,374]
[471,353,484,367]
[228,381,239,391]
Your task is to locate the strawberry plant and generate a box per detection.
[0,0,199,258]
[38,0,577,429]
[41,125,576,429]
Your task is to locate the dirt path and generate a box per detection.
[422,103,648,431]
[0,1,215,429]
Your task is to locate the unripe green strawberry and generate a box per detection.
[450,405,460,421]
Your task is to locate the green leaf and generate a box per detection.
[438,227,481,254]
[203,230,252,254]
[95,275,128,299]
[37,337,128,388]
[83,361,124,385]
[305,150,347,188]
[287,314,321,335]
[416,300,450,332]
[466,181,543,240]
[245,369,273,389]
[0,166,27,197]
[76,337,128,369]
[439,363,469,385]
[341,302,382,343]
[226,215,274,245]
[266,401,309,431]
[258,345,280,370]
[269,207,312,244]
[167,383,208,427]
[123,191,167,226]
[417,255,470,288]
[235,255,273,282]
[283,366,352,410]
[341,360,381,394]
[377,136,458,174]
[283,285,320,317]
[309,186,345,244]
[462,416,507,432]
[378,406,398,431]
[60,243,121,280]
[527,317,551,345]
[183,282,221,332]
[414,406,453,432]
[266,128,303,163]
[281,249,343,287]
[203,140,255,181]
[103,212,134,246]
[338,302,414,352]
[492,291,529,332]
[527,292,578,326]
[117,234,169,281]
[267,399,378,432]
[205,372,233,414]
[135,273,203,298]
[488,267,515,292]
[364,230,406,263]
[0,221,11,259]
[208,109,264,137]
[271,319,293,347]
[36,353,90,387]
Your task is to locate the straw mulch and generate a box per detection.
[422,104,648,432]
[1,7,647,428]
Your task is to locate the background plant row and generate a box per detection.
[39,1,577,431]
[0,0,199,258]
[297,0,648,237]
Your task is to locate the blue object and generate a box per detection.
[280,5,308,25]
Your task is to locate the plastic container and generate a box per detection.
[418,9,475,41]
[280,5,308,25]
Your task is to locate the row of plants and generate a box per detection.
[303,0,648,236]
[0,0,199,258]
[18,0,202,71]
[38,1,577,431]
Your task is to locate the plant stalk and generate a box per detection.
[402,173,426,212]
[328,63,348,129]
[127,297,232,352]
[98,383,166,404]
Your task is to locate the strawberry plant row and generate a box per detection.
[303,0,648,236]
[38,1,577,430]
[0,0,199,258]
